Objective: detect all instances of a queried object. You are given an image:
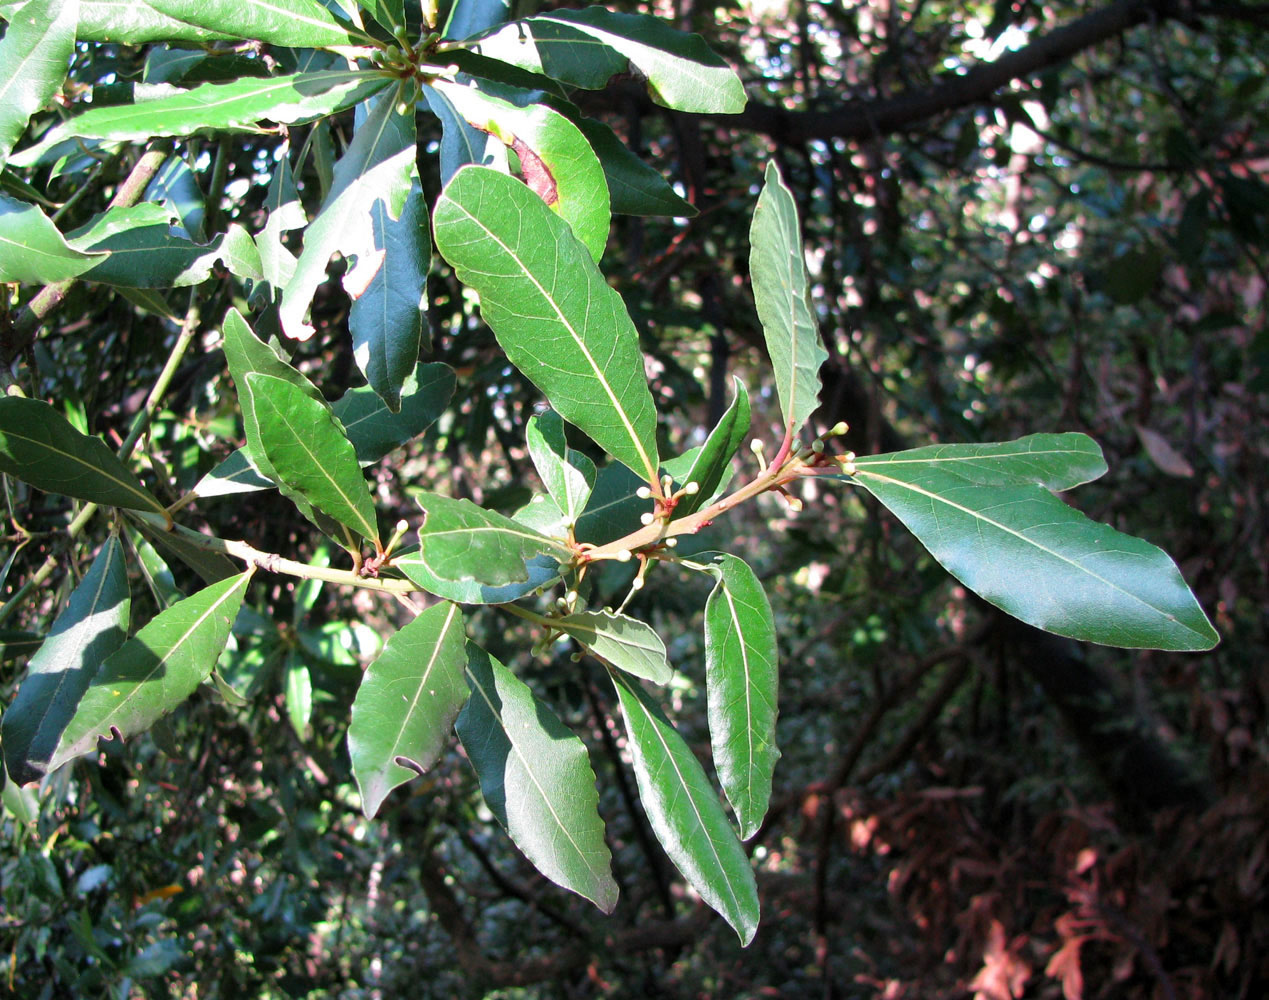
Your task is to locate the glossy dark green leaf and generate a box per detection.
[457,644,617,911]
[349,174,430,411]
[750,161,827,439]
[127,529,183,609]
[413,492,570,592]
[130,513,239,584]
[0,397,165,514]
[612,671,760,944]
[434,166,659,484]
[281,89,415,341]
[442,0,512,41]
[0,194,102,283]
[0,0,77,169]
[574,462,647,546]
[429,80,610,261]
[0,630,44,663]
[254,149,305,292]
[2,536,130,786]
[349,601,468,816]
[67,204,261,288]
[246,373,381,546]
[468,8,746,114]
[673,378,750,519]
[16,72,387,162]
[701,553,779,839]
[146,0,370,48]
[574,117,696,218]
[50,571,251,771]
[526,410,595,527]
[332,362,456,464]
[848,435,1219,650]
[556,610,670,684]
[421,84,493,185]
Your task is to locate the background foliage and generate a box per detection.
[2,0,1267,997]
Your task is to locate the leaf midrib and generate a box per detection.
[440,190,658,484]
[855,469,1203,638]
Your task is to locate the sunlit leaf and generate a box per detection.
[349,601,468,816]
[14,71,388,162]
[429,80,610,261]
[526,409,595,527]
[750,161,827,439]
[50,571,252,771]
[612,671,760,944]
[847,434,1219,650]
[0,0,77,170]
[146,0,371,48]
[0,194,102,284]
[556,610,671,684]
[0,0,236,44]
[457,644,617,911]
[0,396,165,515]
[701,552,779,839]
[412,492,570,593]
[434,166,659,484]
[283,650,313,739]
[468,8,746,114]
[246,373,381,546]
[2,536,130,786]
[673,378,750,519]
[281,88,415,341]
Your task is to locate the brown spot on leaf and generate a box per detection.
[512,138,558,206]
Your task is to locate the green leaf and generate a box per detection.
[221,307,342,535]
[127,528,183,609]
[395,549,561,605]
[2,536,130,786]
[50,571,251,771]
[283,650,313,739]
[349,175,430,411]
[457,644,617,911]
[254,148,305,292]
[246,373,381,546]
[0,0,237,44]
[673,378,750,519]
[67,204,261,288]
[15,71,388,162]
[0,0,77,170]
[333,362,456,464]
[0,194,102,284]
[357,0,404,32]
[434,166,659,484]
[349,601,468,816]
[848,435,1219,650]
[146,0,370,48]
[750,161,827,439]
[191,449,274,499]
[131,514,239,584]
[468,8,746,114]
[420,83,494,185]
[612,671,760,944]
[413,492,570,591]
[429,80,610,261]
[574,462,647,546]
[0,630,44,663]
[526,409,595,527]
[281,89,415,342]
[442,0,511,41]
[574,117,697,218]
[0,397,165,514]
[701,553,778,839]
[556,610,670,684]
